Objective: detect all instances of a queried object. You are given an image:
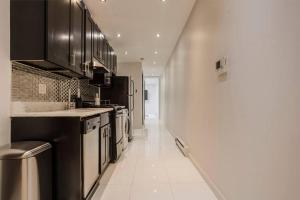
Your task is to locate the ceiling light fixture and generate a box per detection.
[161,0,166,2]
[117,33,121,38]
[156,33,160,38]
[153,61,156,65]
[100,0,107,3]
[154,51,158,54]
[125,51,128,55]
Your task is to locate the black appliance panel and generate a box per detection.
[101,76,130,109]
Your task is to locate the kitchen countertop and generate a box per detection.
[11,108,114,118]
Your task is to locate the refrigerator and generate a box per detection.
[101,76,135,141]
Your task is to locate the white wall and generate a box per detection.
[0,0,11,147]
[118,62,143,129]
[163,0,300,200]
[160,75,165,123]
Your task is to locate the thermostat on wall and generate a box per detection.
[216,57,228,75]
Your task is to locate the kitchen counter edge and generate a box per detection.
[11,108,114,118]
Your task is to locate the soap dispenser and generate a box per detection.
[95,93,100,106]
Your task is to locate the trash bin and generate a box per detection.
[0,141,52,200]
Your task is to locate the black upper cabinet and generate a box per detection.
[11,0,76,75]
[107,45,112,71]
[92,23,99,62]
[47,0,70,68]
[102,40,109,68]
[112,54,117,74]
[110,47,114,72]
[108,46,117,75]
[99,31,105,64]
[93,23,103,64]
[71,0,85,75]
[83,9,94,79]
[11,0,116,78]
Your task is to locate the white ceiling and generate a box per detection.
[83,0,195,76]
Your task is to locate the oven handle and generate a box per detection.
[126,116,131,136]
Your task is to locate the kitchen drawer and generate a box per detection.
[100,113,110,126]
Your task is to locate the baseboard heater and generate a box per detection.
[175,137,189,157]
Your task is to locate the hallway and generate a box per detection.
[93,120,217,200]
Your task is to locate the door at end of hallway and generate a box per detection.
[144,77,160,120]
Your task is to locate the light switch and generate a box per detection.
[216,57,228,75]
[39,84,47,94]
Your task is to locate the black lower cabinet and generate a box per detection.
[11,117,83,200]
[100,112,111,173]
[11,113,113,200]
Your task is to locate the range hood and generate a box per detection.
[92,59,110,73]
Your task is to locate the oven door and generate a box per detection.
[115,111,124,143]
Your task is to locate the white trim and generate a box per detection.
[188,153,227,200]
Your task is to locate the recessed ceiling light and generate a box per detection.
[124,51,128,55]
[153,61,156,65]
[161,0,166,2]
[117,33,121,38]
[154,51,158,54]
[156,33,160,38]
[100,0,107,3]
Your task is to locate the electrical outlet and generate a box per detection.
[38,84,47,95]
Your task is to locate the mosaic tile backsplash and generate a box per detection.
[12,63,99,102]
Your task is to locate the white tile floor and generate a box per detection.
[93,120,217,200]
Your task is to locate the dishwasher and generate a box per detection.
[82,116,101,199]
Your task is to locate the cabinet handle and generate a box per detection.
[81,62,89,72]
[107,127,110,137]
[71,53,76,66]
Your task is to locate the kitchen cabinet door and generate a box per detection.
[110,49,115,74]
[106,125,111,163]
[93,23,99,61]
[70,0,84,75]
[11,0,88,78]
[99,31,105,64]
[108,46,112,71]
[84,10,94,79]
[103,40,109,68]
[93,25,108,67]
[47,0,71,68]
[113,54,117,74]
[101,126,107,173]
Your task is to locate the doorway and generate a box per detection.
[144,77,160,119]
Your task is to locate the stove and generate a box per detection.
[82,102,125,111]
[100,104,125,111]
[82,101,125,162]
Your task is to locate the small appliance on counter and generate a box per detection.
[95,93,100,106]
